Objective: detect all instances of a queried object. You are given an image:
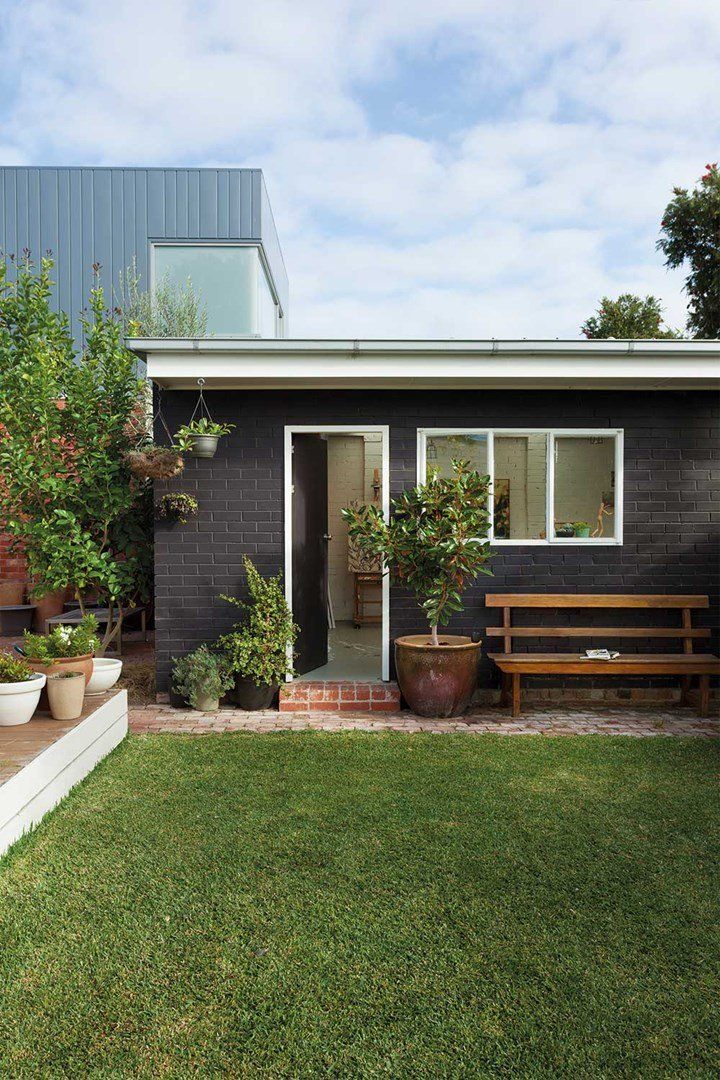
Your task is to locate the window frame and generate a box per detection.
[416,428,624,546]
[149,240,282,337]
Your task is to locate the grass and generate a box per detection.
[0,733,717,1078]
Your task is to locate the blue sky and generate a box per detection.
[0,0,718,337]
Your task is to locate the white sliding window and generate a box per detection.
[418,429,623,546]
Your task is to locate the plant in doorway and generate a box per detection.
[171,645,233,712]
[217,557,298,710]
[342,460,493,718]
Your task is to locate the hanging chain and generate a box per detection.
[188,378,214,426]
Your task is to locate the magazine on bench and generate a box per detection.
[583,649,620,661]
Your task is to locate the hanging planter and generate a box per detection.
[125,387,184,479]
[155,492,199,525]
[174,379,234,459]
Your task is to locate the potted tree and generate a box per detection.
[171,645,233,712]
[343,460,493,718]
[217,557,297,710]
[0,652,46,727]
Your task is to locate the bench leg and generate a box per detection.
[698,675,709,718]
[512,673,521,718]
[680,675,692,707]
[500,673,510,707]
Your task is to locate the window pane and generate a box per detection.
[257,263,277,338]
[425,434,488,479]
[554,436,616,539]
[494,434,548,539]
[154,244,258,336]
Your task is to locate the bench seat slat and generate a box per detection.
[485,594,709,609]
[485,626,711,638]
[489,652,720,676]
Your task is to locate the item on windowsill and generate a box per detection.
[0,652,45,726]
[171,645,233,712]
[555,522,575,538]
[583,649,620,661]
[217,557,298,710]
[592,500,614,538]
[154,492,199,525]
[46,670,86,720]
[572,521,591,538]
[86,657,124,696]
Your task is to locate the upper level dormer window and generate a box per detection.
[152,242,281,337]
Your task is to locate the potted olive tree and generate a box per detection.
[218,557,298,710]
[343,460,493,718]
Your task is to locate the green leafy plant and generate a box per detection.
[116,258,209,338]
[155,493,199,524]
[174,417,235,451]
[658,163,720,338]
[22,614,100,662]
[0,652,35,683]
[0,256,153,655]
[342,460,493,645]
[217,557,298,687]
[581,294,679,339]
[171,645,233,708]
[572,521,589,530]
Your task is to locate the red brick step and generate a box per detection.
[279,680,401,713]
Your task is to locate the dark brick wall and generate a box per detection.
[154,389,719,690]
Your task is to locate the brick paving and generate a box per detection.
[129,704,719,738]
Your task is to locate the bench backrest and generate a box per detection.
[485,594,710,654]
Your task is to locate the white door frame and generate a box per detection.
[284,425,390,682]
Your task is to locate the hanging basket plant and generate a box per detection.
[174,379,234,459]
[155,492,199,525]
[127,445,184,480]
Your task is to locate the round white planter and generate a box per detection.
[0,672,46,726]
[86,658,123,696]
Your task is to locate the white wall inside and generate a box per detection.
[326,434,383,621]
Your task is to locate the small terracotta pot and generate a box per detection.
[46,671,86,721]
[0,581,26,606]
[394,635,482,718]
[29,587,67,630]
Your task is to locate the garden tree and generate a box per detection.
[0,256,152,654]
[581,294,679,339]
[657,163,720,338]
[342,460,493,646]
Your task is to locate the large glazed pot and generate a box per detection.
[0,672,46,726]
[29,587,67,630]
[0,581,26,606]
[234,677,278,711]
[395,635,482,718]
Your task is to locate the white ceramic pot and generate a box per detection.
[188,434,219,459]
[86,657,123,696]
[0,672,46,726]
[46,671,86,721]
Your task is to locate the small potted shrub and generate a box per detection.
[155,492,199,525]
[171,645,233,712]
[218,557,297,710]
[343,460,493,718]
[19,614,100,686]
[174,419,235,460]
[0,652,46,727]
[126,444,184,480]
[46,670,86,721]
[572,521,591,538]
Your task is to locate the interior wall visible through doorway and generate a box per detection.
[326,434,383,622]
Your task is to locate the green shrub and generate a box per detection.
[116,258,208,338]
[0,652,34,683]
[217,557,297,687]
[155,493,199,524]
[22,614,100,662]
[171,646,233,708]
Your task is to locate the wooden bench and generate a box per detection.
[486,594,719,718]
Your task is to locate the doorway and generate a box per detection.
[284,426,390,682]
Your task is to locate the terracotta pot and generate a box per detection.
[46,671,86,721]
[0,581,26,606]
[24,653,94,686]
[234,677,278,711]
[394,635,482,718]
[29,587,67,630]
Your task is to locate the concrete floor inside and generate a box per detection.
[297,621,382,682]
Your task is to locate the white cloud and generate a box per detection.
[1,0,717,336]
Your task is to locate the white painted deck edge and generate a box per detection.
[0,690,128,859]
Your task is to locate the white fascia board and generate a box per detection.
[127,338,720,389]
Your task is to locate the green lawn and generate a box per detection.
[0,734,718,1078]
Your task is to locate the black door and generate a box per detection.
[292,434,328,675]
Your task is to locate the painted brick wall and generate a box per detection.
[154,389,719,690]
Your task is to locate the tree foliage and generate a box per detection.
[217,557,298,686]
[342,461,493,644]
[581,294,679,339]
[0,256,153,654]
[657,163,720,339]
